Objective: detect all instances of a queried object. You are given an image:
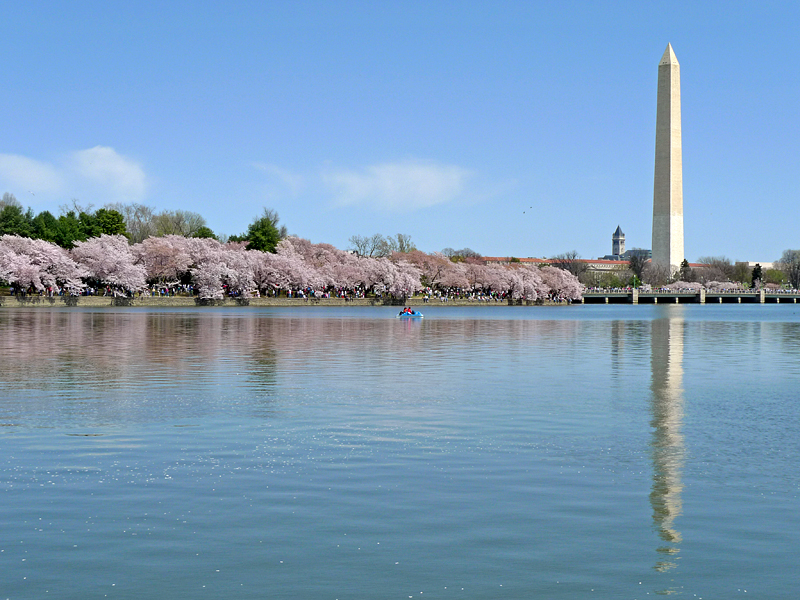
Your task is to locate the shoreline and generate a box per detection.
[0,296,570,309]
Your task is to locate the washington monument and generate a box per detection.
[652,43,684,271]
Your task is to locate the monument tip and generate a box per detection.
[660,43,679,66]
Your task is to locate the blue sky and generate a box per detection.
[1,1,798,262]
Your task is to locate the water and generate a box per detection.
[1,305,798,599]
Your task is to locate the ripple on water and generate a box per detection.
[1,306,799,598]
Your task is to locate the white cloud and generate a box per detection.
[70,146,147,200]
[324,160,472,211]
[0,154,64,195]
[0,147,147,204]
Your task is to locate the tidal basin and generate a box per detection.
[1,305,799,598]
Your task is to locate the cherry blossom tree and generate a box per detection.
[502,265,547,301]
[248,250,293,293]
[402,250,451,288]
[0,235,86,293]
[539,265,583,300]
[284,237,376,295]
[438,260,469,290]
[663,281,702,291]
[2,229,592,303]
[464,262,491,291]
[388,260,422,298]
[134,235,193,283]
[363,257,398,294]
[186,238,256,299]
[72,234,147,293]
[703,281,742,291]
[481,265,510,295]
[274,239,327,291]
[289,239,343,290]
[190,260,230,299]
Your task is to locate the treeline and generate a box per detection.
[1,192,586,301]
[0,193,130,248]
[686,255,800,289]
[0,193,284,251]
[0,234,583,302]
[584,252,800,290]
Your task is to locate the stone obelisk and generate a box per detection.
[652,43,684,271]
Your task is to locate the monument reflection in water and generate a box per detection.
[649,308,686,574]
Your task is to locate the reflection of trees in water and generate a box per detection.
[0,312,280,381]
[0,312,583,424]
[0,311,149,389]
[649,309,685,575]
[0,312,585,384]
[254,317,581,369]
[0,311,280,425]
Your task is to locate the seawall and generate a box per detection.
[0,295,565,309]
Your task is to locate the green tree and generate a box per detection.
[763,269,787,285]
[442,247,481,262]
[31,210,60,242]
[0,204,34,237]
[751,264,763,287]
[53,211,89,248]
[192,226,217,239]
[78,211,103,239]
[596,272,627,288]
[679,258,693,281]
[94,208,128,236]
[731,261,751,285]
[236,209,287,252]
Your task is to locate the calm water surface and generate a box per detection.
[1,305,799,599]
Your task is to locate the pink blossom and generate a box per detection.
[186,238,256,298]
[501,265,546,300]
[663,281,702,291]
[0,235,86,292]
[704,281,742,291]
[539,266,583,300]
[133,235,193,283]
[72,235,147,292]
[388,260,422,298]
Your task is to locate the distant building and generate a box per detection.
[612,225,625,256]
[622,248,652,260]
[600,226,651,262]
[482,256,629,277]
[482,257,548,266]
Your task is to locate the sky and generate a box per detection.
[1,1,798,262]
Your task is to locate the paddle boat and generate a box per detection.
[397,308,424,318]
